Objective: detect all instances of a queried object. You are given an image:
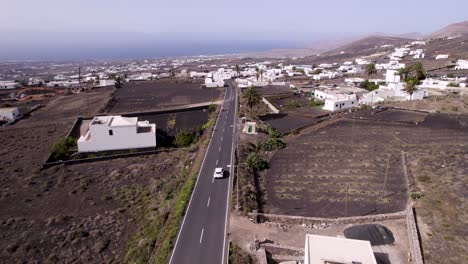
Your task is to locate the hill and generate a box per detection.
[430,21,468,39]
[327,35,414,54]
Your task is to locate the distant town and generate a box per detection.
[0,15,467,264]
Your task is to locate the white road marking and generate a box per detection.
[219,146,221,152]
[216,159,219,165]
[200,228,204,244]
[221,136,223,141]
[212,177,215,183]
[207,197,210,207]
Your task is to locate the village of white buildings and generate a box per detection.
[1,39,468,126]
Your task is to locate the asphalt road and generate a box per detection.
[169,81,237,264]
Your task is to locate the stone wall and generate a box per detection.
[250,211,406,226]
[406,206,424,264]
[262,97,280,113]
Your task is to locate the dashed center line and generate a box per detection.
[207,197,210,207]
[216,159,219,165]
[219,146,221,152]
[200,228,204,244]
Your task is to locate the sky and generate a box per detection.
[1,0,467,60]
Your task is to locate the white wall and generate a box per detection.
[324,98,358,111]
[0,108,20,121]
[78,120,156,152]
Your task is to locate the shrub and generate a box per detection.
[246,153,268,172]
[208,104,216,112]
[452,106,459,112]
[51,137,77,161]
[256,138,286,151]
[286,100,302,109]
[417,175,431,183]
[308,100,324,107]
[173,131,198,147]
[447,82,459,87]
[410,192,425,200]
[265,126,281,138]
[360,79,379,91]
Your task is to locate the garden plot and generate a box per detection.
[264,119,409,218]
[262,108,468,257]
[109,81,221,113]
[347,108,428,124]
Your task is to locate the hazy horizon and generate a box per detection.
[1,0,467,61]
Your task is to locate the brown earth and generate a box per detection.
[0,86,208,263]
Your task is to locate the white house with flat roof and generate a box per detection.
[304,234,377,264]
[0,81,20,89]
[0,107,20,123]
[454,59,468,70]
[78,115,156,153]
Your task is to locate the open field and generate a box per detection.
[382,94,468,115]
[262,110,468,220]
[258,109,468,263]
[109,80,221,113]
[19,87,114,125]
[0,82,217,262]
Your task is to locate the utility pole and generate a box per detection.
[345,183,349,217]
[351,110,355,147]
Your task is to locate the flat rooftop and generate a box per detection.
[91,115,138,127]
[305,234,377,264]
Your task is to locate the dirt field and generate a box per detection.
[139,108,210,136]
[262,109,468,220]
[0,84,211,262]
[19,87,114,125]
[404,114,468,264]
[257,109,468,263]
[109,80,221,113]
[382,94,468,115]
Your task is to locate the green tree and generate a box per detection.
[398,67,410,81]
[174,131,197,147]
[411,62,426,81]
[243,86,261,116]
[235,65,240,78]
[51,137,77,161]
[365,63,377,78]
[245,153,268,172]
[403,78,419,100]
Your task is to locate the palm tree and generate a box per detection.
[235,65,240,78]
[411,62,426,81]
[243,86,260,117]
[398,67,410,81]
[365,63,377,78]
[403,78,418,100]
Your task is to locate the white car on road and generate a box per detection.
[213,168,224,179]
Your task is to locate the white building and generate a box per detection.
[360,69,426,105]
[454,59,468,70]
[46,80,80,88]
[0,81,20,89]
[304,234,377,264]
[355,58,371,65]
[314,88,361,111]
[98,79,116,87]
[0,107,20,122]
[324,95,358,111]
[205,77,224,88]
[411,41,426,46]
[78,115,156,153]
[435,54,449,60]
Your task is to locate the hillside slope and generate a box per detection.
[430,21,468,39]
